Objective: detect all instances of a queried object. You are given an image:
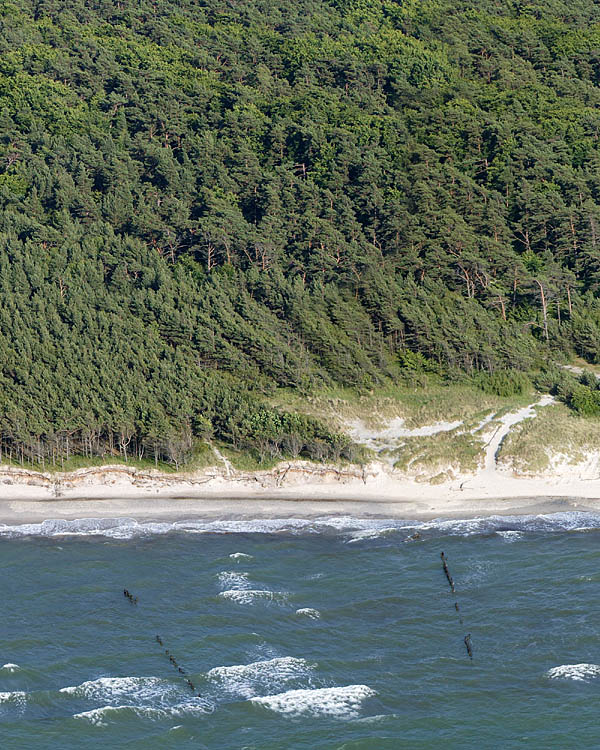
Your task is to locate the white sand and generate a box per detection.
[0,459,597,524]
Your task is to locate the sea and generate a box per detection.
[1,511,599,749]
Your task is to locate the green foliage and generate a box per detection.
[532,366,577,397]
[2,0,600,464]
[569,384,600,416]
[398,351,443,376]
[475,371,532,398]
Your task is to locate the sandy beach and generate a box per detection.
[0,459,598,524]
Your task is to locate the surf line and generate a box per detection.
[440,553,473,660]
[120,590,200,695]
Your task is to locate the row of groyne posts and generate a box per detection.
[121,555,471,696]
[123,589,200,696]
[440,553,473,660]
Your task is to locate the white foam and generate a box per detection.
[3,511,600,540]
[230,552,253,560]
[60,676,182,707]
[347,527,398,543]
[0,517,167,539]
[0,691,26,706]
[170,698,214,716]
[295,608,321,619]
[217,571,252,590]
[207,656,314,699]
[496,530,522,541]
[0,690,27,716]
[0,515,411,539]
[1,663,20,672]
[547,664,600,682]
[73,705,167,726]
[218,589,287,605]
[65,677,214,722]
[251,684,376,718]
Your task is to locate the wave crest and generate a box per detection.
[1,663,20,672]
[250,684,376,718]
[295,608,321,619]
[218,589,287,605]
[547,664,600,682]
[73,704,167,726]
[2,511,600,540]
[60,676,183,707]
[207,656,314,699]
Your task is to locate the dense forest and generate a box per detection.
[2,0,600,467]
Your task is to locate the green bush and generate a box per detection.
[569,385,600,416]
[475,371,532,397]
[532,367,576,396]
[579,370,600,389]
[398,350,443,375]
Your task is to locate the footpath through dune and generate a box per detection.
[481,395,554,474]
[347,395,556,475]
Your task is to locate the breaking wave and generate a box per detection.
[2,511,600,540]
[218,589,288,605]
[295,608,321,619]
[0,691,27,707]
[73,704,167,726]
[250,684,376,719]
[62,676,214,722]
[547,664,600,682]
[217,571,252,590]
[207,656,315,699]
[1,663,20,673]
[60,676,182,707]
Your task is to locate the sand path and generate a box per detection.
[482,395,554,474]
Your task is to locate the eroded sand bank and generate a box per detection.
[0,460,597,524]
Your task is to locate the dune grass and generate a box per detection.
[218,445,280,472]
[498,402,600,474]
[271,381,535,431]
[390,428,485,482]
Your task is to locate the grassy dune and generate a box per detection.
[390,429,485,483]
[271,383,534,431]
[498,403,600,475]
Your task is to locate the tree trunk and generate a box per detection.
[534,278,549,341]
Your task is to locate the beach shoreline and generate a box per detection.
[0,460,598,524]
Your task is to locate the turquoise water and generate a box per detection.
[1,512,600,748]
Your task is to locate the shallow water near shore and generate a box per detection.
[1,511,600,748]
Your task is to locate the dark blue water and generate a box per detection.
[1,513,599,748]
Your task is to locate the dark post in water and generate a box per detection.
[440,552,455,593]
[464,633,473,660]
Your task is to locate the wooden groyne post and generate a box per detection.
[464,633,473,660]
[121,590,200,695]
[439,554,474,660]
[440,552,455,593]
